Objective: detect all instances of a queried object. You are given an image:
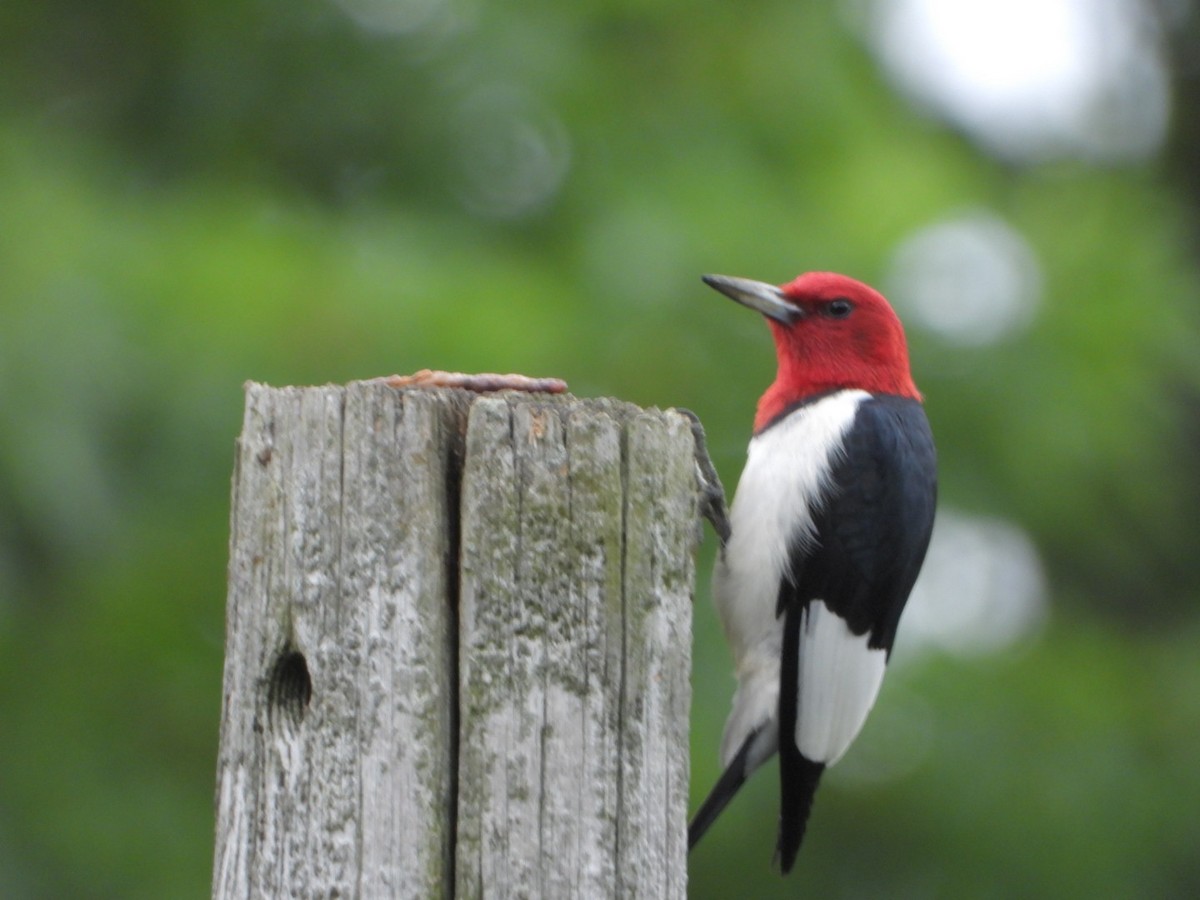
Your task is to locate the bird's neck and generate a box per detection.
[754,351,919,433]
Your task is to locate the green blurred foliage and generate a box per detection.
[1,1,1198,897]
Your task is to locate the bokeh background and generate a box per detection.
[2,0,1199,897]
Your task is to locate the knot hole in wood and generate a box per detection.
[267,648,312,730]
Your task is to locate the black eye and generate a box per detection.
[824,298,853,319]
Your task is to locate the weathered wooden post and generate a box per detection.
[213,379,700,899]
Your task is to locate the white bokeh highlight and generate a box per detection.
[449,85,571,219]
[897,509,1048,659]
[862,0,1170,162]
[887,210,1042,346]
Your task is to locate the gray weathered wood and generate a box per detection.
[214,383,458,899]
[213,382,697,900]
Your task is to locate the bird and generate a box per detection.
[689,271,937,873]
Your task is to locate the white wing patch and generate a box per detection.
[795,600,888,764]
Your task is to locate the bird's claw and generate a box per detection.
[675,408,731,547]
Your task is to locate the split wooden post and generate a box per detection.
[212,380,700,899]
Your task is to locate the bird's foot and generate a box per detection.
[675,408,731,547]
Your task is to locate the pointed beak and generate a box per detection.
[702,274,801,324]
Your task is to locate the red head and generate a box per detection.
[704,271,920,431]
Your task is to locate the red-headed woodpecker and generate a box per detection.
[689,271,937,873]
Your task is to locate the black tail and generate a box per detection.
[775,599,826,873]
[775,750,825,873]
[688,731,757,851]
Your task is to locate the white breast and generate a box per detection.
[712,389,869,766]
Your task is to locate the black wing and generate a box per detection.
[778,394,937,650]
